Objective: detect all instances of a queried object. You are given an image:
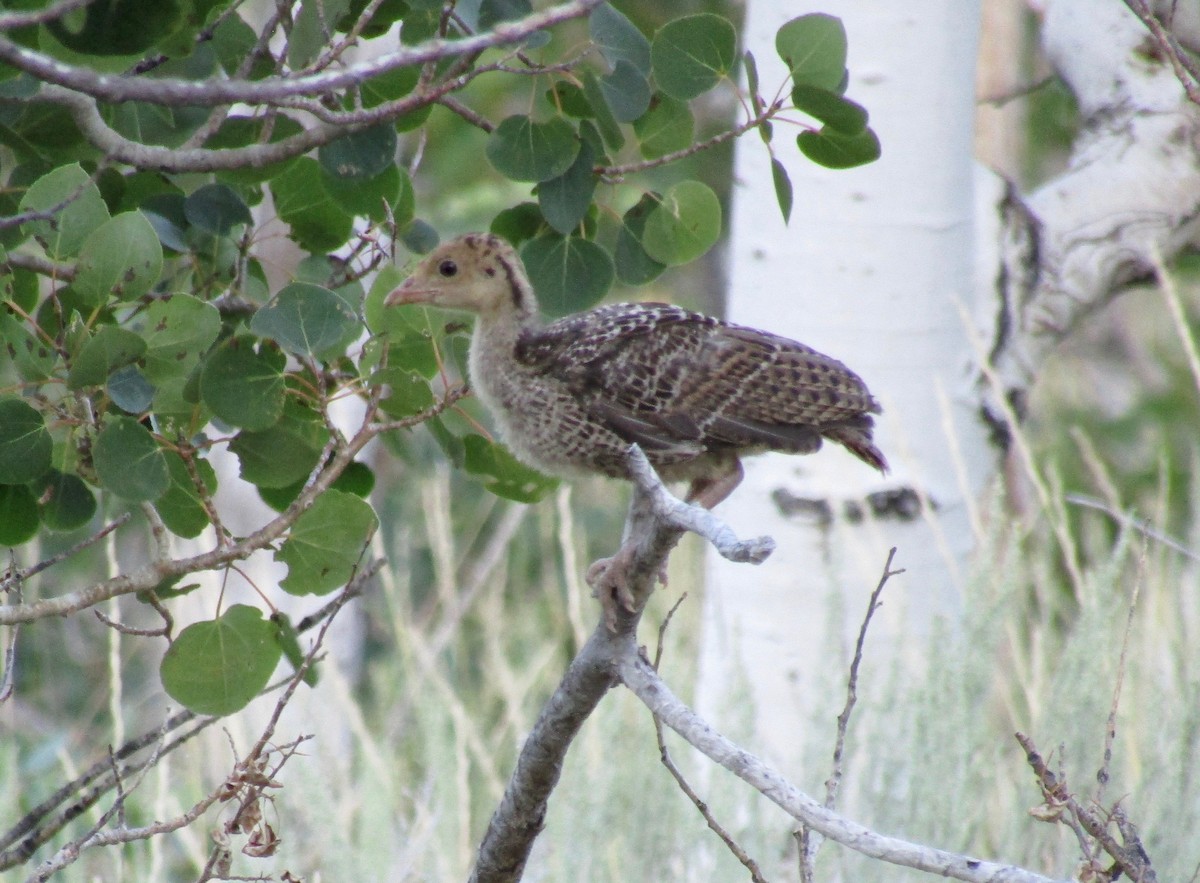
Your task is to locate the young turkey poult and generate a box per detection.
[385,233,887,620]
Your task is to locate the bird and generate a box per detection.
[385,232,887,511]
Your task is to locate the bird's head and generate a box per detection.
[385,233,536,319]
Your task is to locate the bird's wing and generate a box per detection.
[515,303,879,457]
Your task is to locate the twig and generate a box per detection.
[802,548,903,878]
[1122,0,1200,106]
[1097,542,1145,804]
[1064,494,1200,562]
[651,597,768,883]
[0,514,132,594]
[1015,732,1157,882]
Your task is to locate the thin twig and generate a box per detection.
[1122,0,1200,105]
[0,514,132,594]
[802,548,903,877]
[650,593,767,882]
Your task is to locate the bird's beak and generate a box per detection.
[384,279,436,307]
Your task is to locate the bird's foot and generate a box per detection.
[586,544,669,632]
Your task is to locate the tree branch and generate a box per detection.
[0,0,603,106]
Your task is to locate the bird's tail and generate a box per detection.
[824,422,888,474]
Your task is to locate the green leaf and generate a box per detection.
[538,138,596,235]
[614,193,667,286]
[0,485,38,545]
[273,157,354,253]
[490,202,545,248]
[486,115,580,183]
[651,14,736,101]
[547,80,595,118]
[36,470,97,531]
[154,453,217,539]
[463,435,558,503]
[250,282,358,357]
[66,325,147,390]
[18,163,110,260]
[599,60,651,123]
[321,163,403,222]
[200,337,286,431]
[277,490,378,595]
[642,180,722,266]
[93,416,170,501]
[581,70,625,150]
[1,310,58,383]
[797,125,881,169]
[184,184,252,235]
[318,122,397,180]
[272,612,318,686]
[206,115,304,184]
[160,605,282,715]
[0,398,52,485]
[479,0,531,29]
[633,93,694,159]
[257,459,374,513]
[791,85,868,134]
[771,158,793,224]
[108,364,156,414]
[131,294,221,382]
[47,0,182,55]
[229,400,328,489]
[73,211,163,305]
[776,13,847,91]
[590,2,651,75]
[520,234,614,317]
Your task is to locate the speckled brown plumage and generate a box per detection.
[386,233,886,507]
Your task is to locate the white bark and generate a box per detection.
[699,0,987,773]
[700,0,1200,785]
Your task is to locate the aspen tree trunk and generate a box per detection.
[697,0,989,771]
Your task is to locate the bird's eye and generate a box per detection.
[438,259,458,278]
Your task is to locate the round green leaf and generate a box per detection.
[590,2,651,75]
[797,126,881,169]
[184,183,252,235]
[108,364,156,414]
[160,605,282,715]
[615,193,666,286]
[599,60,651,123]
[0,485,38,545]
[36,470,97,532]
[250,282,358,357]
[791,85,868,134]
[486,115,580,183]
[272,157,354,253]
[642,180,722,266]
[154,452,217,539]
[199,337,286,431]
[131,294,221,382]
[321,163,403,222]
[776,13,847,91]
[229,400,328,489]
[651,14,736,101]
[489,202,545,248]
[277,490,378,595]
[72,211,163,305]
[520,234,614,317]
[18,163,110,260]
[94,416,170,501]
[318,122,398,181]
[633,93,694,159]
[66,325,147,390]
[0,398,51,485]
[1,310,58,383]
[538,138,597,235]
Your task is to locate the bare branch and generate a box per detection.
[626,657,1067,883]
[1,513,132,595]
[0,0,603,107]
[802,548,903,877]
[1122,0,1200,105]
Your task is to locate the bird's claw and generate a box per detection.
[585,545,669,632]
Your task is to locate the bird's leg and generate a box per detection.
[684,459,744,510]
